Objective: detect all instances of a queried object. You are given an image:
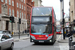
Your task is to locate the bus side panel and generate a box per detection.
[30,7,33,41]
[52,7,56,42]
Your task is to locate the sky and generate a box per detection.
[42,0,69,21]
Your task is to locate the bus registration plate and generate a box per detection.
[39,41,44,42]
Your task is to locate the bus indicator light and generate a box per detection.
[45,35,48,37]
[39,36,42,37]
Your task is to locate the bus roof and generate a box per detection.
[32,6,53,9]
[32,7,53,16]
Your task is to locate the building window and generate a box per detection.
[22,12,23,19]
[32,0,34,2]
[12,10,14,16]
[24,14,26,19]
[24,7,25,10]
[9,8,11,16]
[20,12,21,18]
[17,11,19,18]
[5,0,7,3]
[21,0,23,2]
[17,3,18,8]
[12,1,14,6]
[9,0,11,5]
[24,0,25,3]
[20,4,21,8]
[1,0,4,2]
[17,23,19,30]
[22,5,23,9]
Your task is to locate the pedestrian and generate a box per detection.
[25,29,29,36]
[61,28,63,34]
[25,29,27,33]
[73,24,75,37]
[27,28,29,36]
[66,30,68,37]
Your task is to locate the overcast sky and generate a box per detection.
[42,0,69,20]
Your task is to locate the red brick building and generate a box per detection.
[0,0,27,19]
[0,0,34,33]
[26,0,34,27]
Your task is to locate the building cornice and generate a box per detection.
[26,3,33,7]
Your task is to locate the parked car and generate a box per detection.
[0,31,14,50]
[0,30,11,34]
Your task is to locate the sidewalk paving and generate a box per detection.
[56,34,69,50]
[13,34,30,42]
[57,34,75,43]
[57,34,69,43]
[59,43,69,50]
[57,34,75,50]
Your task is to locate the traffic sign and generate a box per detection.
[66,22,69,27]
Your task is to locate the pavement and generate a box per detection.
[13,34,30,42]
[56,34,75,50]
[57,34,69,43]
[56,34,69,50]
[57,34,75,42]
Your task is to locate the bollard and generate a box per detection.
[69,37,72,50]
[74,45,75,50]
[71,41,75,50]
[70,36,73,41]
[70,36,72,40]
[69,37,72,46]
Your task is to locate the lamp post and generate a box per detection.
[60,0,65,39]
[19,18,21,39]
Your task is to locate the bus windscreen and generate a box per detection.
[31,24,52,35]
[32,7,52,16]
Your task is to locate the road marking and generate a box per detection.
[57,35,61,40]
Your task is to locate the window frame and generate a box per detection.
[12,9,14,16]
[17,10,19,18]
[12,1,14,6]
[22,12,23,19]
[1,0,4,2]
[20,12,21,18]
[22,5,23,9]
[24,7,25,10]
[9,0,11,5]
[24,0,25,3]
[17,3,18,8]
[9,8,11,16]
[20,4,21,8]
[5,0,7,3]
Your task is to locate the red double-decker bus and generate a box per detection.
[30,7,56,44]
[56,25,61,34]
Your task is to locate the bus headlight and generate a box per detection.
[47,36,52,40]
[31,35,35,40]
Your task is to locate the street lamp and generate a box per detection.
[60,0,65,39]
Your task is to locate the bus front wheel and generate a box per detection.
[50,40,56,45]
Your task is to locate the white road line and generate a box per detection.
[57,35,62,41]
